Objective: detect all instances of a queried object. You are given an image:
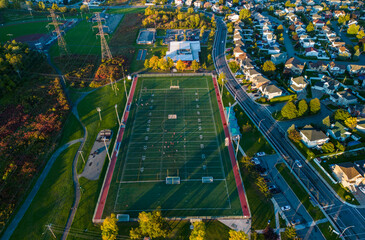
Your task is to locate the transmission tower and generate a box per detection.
[48,9,68,56]
[93,12,112,61]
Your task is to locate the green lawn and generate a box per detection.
[0,21,49,43]
[58,112,84,146]
[276,163,325,221]
[318,221,338,240]
[10,143,81,240]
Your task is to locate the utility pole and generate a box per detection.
[93,12,112,61]
[78,151,85,164]
[46,224,56,239]
[48,9,68,56]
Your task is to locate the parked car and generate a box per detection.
[260,171,268,177]
[295,160,302,168]
[359,186,365,194]
[268,185,277,190]
[281,205,291,211]
[256,152,266,157]
[251,158,260,165]
[264,177,271,183]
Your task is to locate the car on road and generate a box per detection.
[256,152,266,157]
[295,160,302,168]
[281,205,291,211]
[359,186,365,194]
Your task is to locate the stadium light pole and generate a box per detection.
[339,226,354,237]
[103,137,112,162]
[78,151,85,164]
[235,136,240,157]
[115,104,121,126]
[46,224,56,239]
[96,107,102,121]
[124,79,128,100]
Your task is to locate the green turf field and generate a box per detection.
[0,21,49,43]
[103,76,243,218]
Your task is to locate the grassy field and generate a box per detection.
[276,163,325,221]
[103,76,242,218]
[0,21,50,43]
[10,142,81,240]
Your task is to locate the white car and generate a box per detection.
[281,205,291,211]
[256,152,266,157]
[295,160,302,168]
[251,157,260,165]
[359,186,365,194]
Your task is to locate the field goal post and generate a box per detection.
[202,176,213,183]
[170,79,180,89]
[166,176,180,184]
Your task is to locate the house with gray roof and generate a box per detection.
[327,121,352,141]
[290,76,308,92]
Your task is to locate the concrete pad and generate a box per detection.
[219,219,251,234]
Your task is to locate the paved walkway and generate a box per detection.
[0,138,83,240]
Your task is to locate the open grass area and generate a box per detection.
[0,9,48,24]
[58,113,84,146]
[10,143,81,240]
[0,21,49,43]
[276,163,325,221]
[318,221,338,240]
[103,76,242,218]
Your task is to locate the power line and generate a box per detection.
[48,9,68,56]
[93,12,112,61]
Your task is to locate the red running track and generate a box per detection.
[212,77,250,217]
[93,77,138,222]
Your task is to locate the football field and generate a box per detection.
[103,76,243,218]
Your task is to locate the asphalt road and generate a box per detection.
[213,16,365,240]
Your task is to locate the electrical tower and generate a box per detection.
[93,12,112,61]
[48,9,68,56]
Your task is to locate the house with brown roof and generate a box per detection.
[251,75,271,89]
[290,76,308,92]
[284,57,306,75]
[347,64,365,76]
[332,162,365,192]
[308,61,328,72]
[328,61,346,75]
[234,46,245,58]
[300,125,329,148]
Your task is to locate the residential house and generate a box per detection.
[268,47,281,54]
[212,4,223,13]
[233,32,242,41]
[312,75,339,94]
[233,46,245,58]
[305,47,319,57]
[333,10,346,18]
[259,84,283,99]
[226,0,233,7]
[286,13,298,22]
[228,13,239,22]
[301,38,315,48]
[307,0,315,5]
[295,26,306,35]
[312,13,322,20]
[174,0,184,6]
[284,57,306,75]
[244,69,261,80]
[203,2,212,9]
[290,76,308,92]
[330,91,358,106]
[308,61,328,72]
[331,41,345,48]
[300,125,329,148]
[356,117,365,133]
[185,0,192,6]
[328,0,342,5]
[324,11,333,19]
[313,19,325,28]
[240,58,255,70]
[271,53,288,65]
[338,46,351,58]
[251,75,270,89]
[295,6,305,12]
[348,19,358,26]
[328,61,346,75]
[332,162,365,192]
[327,121,352,141]
[194,0,202,8]
[348,64,365,76]
[312,5,323,13]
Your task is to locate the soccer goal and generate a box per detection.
[202,177,213,183]
[166,176,180,184]
[170,80,180,89]
[116,214,130,222]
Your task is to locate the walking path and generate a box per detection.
[0,138,83,240]
[92,76,138,223]
[212,76,250,217]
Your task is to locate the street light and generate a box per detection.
[339,226,354,238]
[115,104,121,126]
[258,118,265,128]
[235,135,240,157]
[227,102,232,126]
[96,107,102,121]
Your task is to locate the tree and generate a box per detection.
[297,99,308,117]
[357,30,365,40]
[239,9,251,21]
[262,61,276,74]
[322,142,335,153]
[144,59,150,69]
[158,58,169,71]
[101,214,118,240]
[322,115,331,127]
[52,3,59,10]
[309,98,320,114]
[200,26,206,38]
[229,61,240,73]
[277,25,284,34]
[59,6,68,13]
[240,156,254,170]
[176,60,186,71]
[288,129,301,143]
[229,230,249,240]
[347,24,360,35]
[284,226,297,240]
[130,210,168,239]
[334,109,350,121]
[190,221,206,240]
[149,56,160,70]
[256,176,270,198]
[344,117,357,129]
[167,57,174,69]
[191,60,200,72]
[306,22,315,32]
[218,72,226,97]
[0,0,9,8]
[80,4,88,12]
[207,54,213,64]
[25,1,32,7]
[263,226,278,240]
[38,1,45,10]
[281,101,298,119]
[336,141,345,152]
